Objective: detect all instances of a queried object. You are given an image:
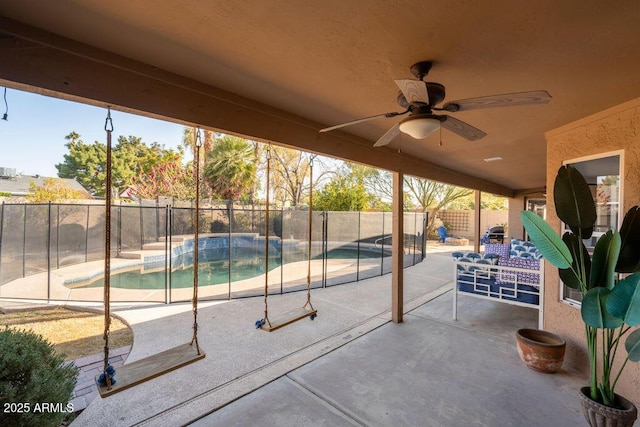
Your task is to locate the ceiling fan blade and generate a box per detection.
[320,111,404,133]
[373,124,400,147]
[440,115,487,141]
[441,90,551,112]
[395,79,429,104]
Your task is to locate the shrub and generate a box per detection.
[0,327,79,427]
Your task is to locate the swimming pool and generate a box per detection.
[70,246,384,290]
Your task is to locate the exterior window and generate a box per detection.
[560,152,622,306]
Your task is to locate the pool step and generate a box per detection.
[118,251,144,259]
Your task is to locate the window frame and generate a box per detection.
[559,150,624,308]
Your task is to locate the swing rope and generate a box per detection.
[101,108,114,389]
[189,128,202,354]
[262,144,272,328]
[96,120,205,395]
[303,155,315,311]
[256,148,317,330]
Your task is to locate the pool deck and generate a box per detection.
[0,234,397,303]
[5,256,390,302]
[2,243,590,426]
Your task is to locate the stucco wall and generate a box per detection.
[507,197,525,240]
[545,98,640,403]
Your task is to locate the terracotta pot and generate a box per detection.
[515,328,566,373]
[578,386,638,427]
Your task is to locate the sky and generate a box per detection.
[0,88,189,177]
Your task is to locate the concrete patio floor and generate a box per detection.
[0,243,588,426]
[54,243,591,426]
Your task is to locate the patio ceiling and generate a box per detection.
[1,1,640,197]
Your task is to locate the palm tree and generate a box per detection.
[182,127,215,166]
[203,135,257,225]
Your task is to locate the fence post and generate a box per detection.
[85,205,90,262]
[56,205,60,269]
[228,206,232,300]
[280,208,284,294]
[168,206,173,304]
[139,203,144,249]
[47,202,51,301]
[322,211,328,287]
[165,205,170,304]
[156,200,160,242]
[0,202,4,285]
[380,211,385,276]
[22,204,26,277]
[413,213,418,265]
[117,205,122,255]
[356,211,361,282]
[422,213,427,260]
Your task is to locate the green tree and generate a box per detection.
[314,172,369,211]
[55,132,105,196]
[56,132,184,197]
[446,192,508,210]
[347,164,414,211]
[27,178,90,202]
[203,135,257,202]
[182,127,216,166]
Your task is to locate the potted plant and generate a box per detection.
[520,165,640,427]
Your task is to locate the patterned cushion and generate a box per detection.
[484,243,510,259]
[483,253,500,265]
[497,258,541,285]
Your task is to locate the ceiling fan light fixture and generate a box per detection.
[399,114,441,139]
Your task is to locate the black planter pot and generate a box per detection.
[578,386,638,427]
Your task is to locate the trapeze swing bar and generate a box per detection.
[256,150,317,332]
[97,121,206,397]
[95,343,205,398]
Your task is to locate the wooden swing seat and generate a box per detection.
[260,306,317,332]
[96,343,205,397]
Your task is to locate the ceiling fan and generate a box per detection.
[319,61,551,147]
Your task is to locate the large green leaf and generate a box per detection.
[607,273,640,326]
[553,165,596,238]
[625,328,640,362]
[559,232,590,290]
[590,231,620,290]
[582,287,623,329]
[521,211,572,269]
[617,206,640,273]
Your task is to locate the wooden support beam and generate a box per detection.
[474,190,481,253]
[392,171,404,323]
[0,17,516,197]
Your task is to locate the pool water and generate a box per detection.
[80,247,381,290]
